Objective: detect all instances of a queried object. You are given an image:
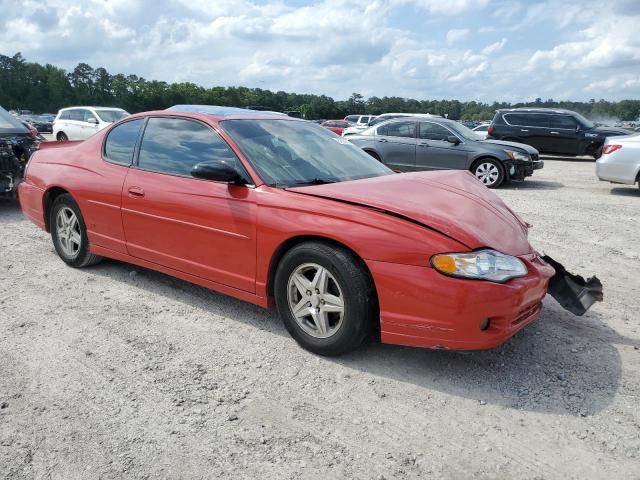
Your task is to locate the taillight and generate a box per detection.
[602,145,622,155]
[487,126,495,136]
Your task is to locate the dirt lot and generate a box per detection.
[1,159,639,479]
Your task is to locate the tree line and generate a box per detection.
[1,52,639,121]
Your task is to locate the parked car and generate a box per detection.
[472,123,491,139]
[321,120,352,135]
[0,105,38,198]
[18,105,599,355]
[25,114,54,133]
[488,108,632,158]
[344,115,375,126]
[53,106,129,141]
[342,113,438,136]
[596,134,640,190]
[347,117,543,188]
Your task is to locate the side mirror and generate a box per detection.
[191,159,244,184]
[447,135,461,144]
[87,117,98,124]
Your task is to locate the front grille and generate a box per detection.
[0,153,19,173]
[531,153,540,162]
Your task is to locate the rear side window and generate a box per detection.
[378,121,416,138]
[59,110,71,120]
[344,115,358,123]
[419,122,452,141]
[504,113,549,127]
[549,115,578,129]
[104,119,144,165]
[68,109,84,121]
[137,117,239,177]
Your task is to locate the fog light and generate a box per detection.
[509,166,515,175]
[480,318,491,331]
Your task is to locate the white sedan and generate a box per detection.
[472,123,491,139]
[596,134,640,190]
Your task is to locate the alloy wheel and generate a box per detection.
[287,263,345,339]
[56,207,81,257]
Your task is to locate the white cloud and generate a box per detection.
[446,28,470,44]
[0,0,638,102]
[481,38,507,55]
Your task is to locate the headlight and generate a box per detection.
[504,149,530,162]
[431,249,528,283]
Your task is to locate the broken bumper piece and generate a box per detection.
[542,255,603,316]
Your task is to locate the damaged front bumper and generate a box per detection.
[508,159,544,181]
[542,255,603,315]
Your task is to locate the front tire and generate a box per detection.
[50,194,102,268]
[472,159,505,188]
[274,242,376,356]
[56,132,68,141]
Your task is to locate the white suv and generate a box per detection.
[53,106,129,141]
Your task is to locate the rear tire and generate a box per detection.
[274,242,376,356]
[50,194,102,268]
[56,132,68,141]
[472,158,505,188]
[366,150,382,162]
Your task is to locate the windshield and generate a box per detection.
[0,106,28,133]
[221,119,393,187]
[95,110,129,123]
[448,122,481,142]
[573,112,595,129]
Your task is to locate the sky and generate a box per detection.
[1,0,640,102]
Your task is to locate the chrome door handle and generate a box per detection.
[418,142,429,147]
[520,129,529,132]
[550,131,559,135]
[378,138,388,143]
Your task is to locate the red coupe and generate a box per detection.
[321,120,352,136]
[18,105,599,356]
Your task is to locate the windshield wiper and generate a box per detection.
[285,178,339,187]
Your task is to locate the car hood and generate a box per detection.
[481,139,539,155]
[287,171,532,256]
[592,126,634,136]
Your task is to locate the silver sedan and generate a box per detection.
[596,135,640,190]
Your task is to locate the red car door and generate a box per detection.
[121,116,257,293]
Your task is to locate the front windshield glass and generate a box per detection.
[573,112,595,129]
[221,119,393,187]
[0,106,27,133]
[448,122,482,142]
[96,110,129,122]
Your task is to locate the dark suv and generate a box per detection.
[488,108,632,158]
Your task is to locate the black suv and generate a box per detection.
[0,106,38,198]
[488,108,632,158]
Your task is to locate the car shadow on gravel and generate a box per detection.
[88,260,632,418]
[0,199,24,224]
[609,187,640,197]
[501,180,564,191]
[338,302,635,417]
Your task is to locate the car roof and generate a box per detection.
[373,115,455,127]
[59,106,127,111]
[164,104,295,121]
[497,107,575,115]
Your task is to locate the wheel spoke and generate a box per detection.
[291,272,311,296]
[322,294,344,313]
[69,231,81,247]
[311,309,329,336]
[291,297,310,319]
[311,266,329,293]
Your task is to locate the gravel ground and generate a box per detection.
[1,159,639,480]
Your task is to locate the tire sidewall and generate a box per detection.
[274,244,370,355]
[50,195,92,267]
[473,158,504,188]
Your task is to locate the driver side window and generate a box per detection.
[419,122,452,141]
[378,121,416,138]
[137,117,240,177]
